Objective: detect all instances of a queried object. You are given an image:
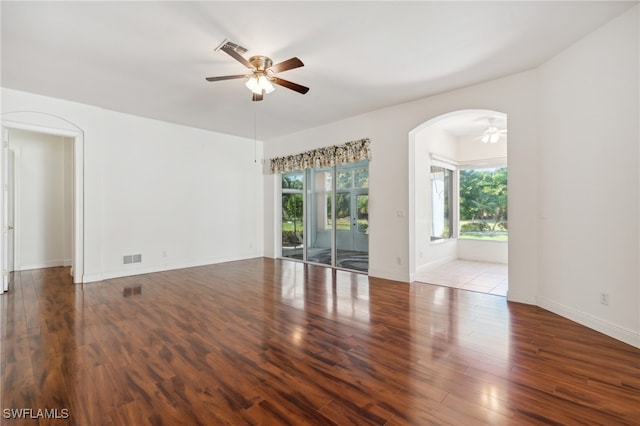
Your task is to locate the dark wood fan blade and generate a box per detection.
[272,77,309,94]
[205,75,246,82]
[252,91,264,102]
[269,57,304,74]
[221,45,253,69]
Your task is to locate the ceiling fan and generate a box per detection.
[477,117,507,143]
[206,40,309,101]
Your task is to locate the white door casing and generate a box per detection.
[1,118,84,284]
[2,128,15,292]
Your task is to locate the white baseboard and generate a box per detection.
[416,256,458,272]
[19,260,69,271]
[368,267,409,283]
[537,296,640,349]
[81,254,263,284]
[506,290,537,305]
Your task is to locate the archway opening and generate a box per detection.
[2,114,84,286]
[409,109,508,296]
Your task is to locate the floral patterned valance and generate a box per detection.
[269,138,370,174]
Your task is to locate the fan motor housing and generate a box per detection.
[249,55,273,71]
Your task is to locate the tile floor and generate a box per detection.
[414,259,508,296]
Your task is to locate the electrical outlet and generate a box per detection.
[600,293,609,306]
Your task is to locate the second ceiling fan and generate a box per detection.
[206,40,309,101]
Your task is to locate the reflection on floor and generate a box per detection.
[414,259,508,296]
[282,248,369,273]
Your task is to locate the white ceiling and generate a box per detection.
[1,1,636,140]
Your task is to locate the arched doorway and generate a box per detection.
[409,109,508,295]
[1,113,84,289]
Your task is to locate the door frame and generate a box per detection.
[279,160,369,273]
[2,132,15,293]
[1,119,84,284]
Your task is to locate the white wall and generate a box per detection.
[458,239,507,264]
[1,89,264,282]
[537,6,639,346]
[10,129,72,270]
[457,134,507,163]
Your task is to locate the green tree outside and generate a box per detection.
[459,167,508,239]
[282,175,304,244]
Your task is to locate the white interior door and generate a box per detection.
[2,128,16,292]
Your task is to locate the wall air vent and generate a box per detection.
[214,38,248,54]
[123,254,142,264]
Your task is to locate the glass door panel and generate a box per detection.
[281,193,304,259]
[305,169,333,266]
[355,193,369,239]
[335,191,352,261]
[335,161,369,272]
[281,172,304,260]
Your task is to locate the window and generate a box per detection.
[430,165,453,241]
[459,167,508,241]
[335,165,369,234]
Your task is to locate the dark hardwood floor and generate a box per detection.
[2,258,639,425]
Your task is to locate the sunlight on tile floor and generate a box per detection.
[414,259,508,296]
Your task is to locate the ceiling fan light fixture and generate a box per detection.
[479,118,506,144]
[245,75,274,95]
[207,41,308,101]
[245,76,259,94]
[258,75,275,94]
[481,132,500,144]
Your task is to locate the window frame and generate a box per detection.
[429,157,457,243]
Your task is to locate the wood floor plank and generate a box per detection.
[1,261,639,425]
[1,359,38,412]
[317,399,386,426]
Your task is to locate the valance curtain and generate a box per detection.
[269,138,370,174]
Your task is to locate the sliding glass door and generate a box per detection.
[281,160,369,273]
